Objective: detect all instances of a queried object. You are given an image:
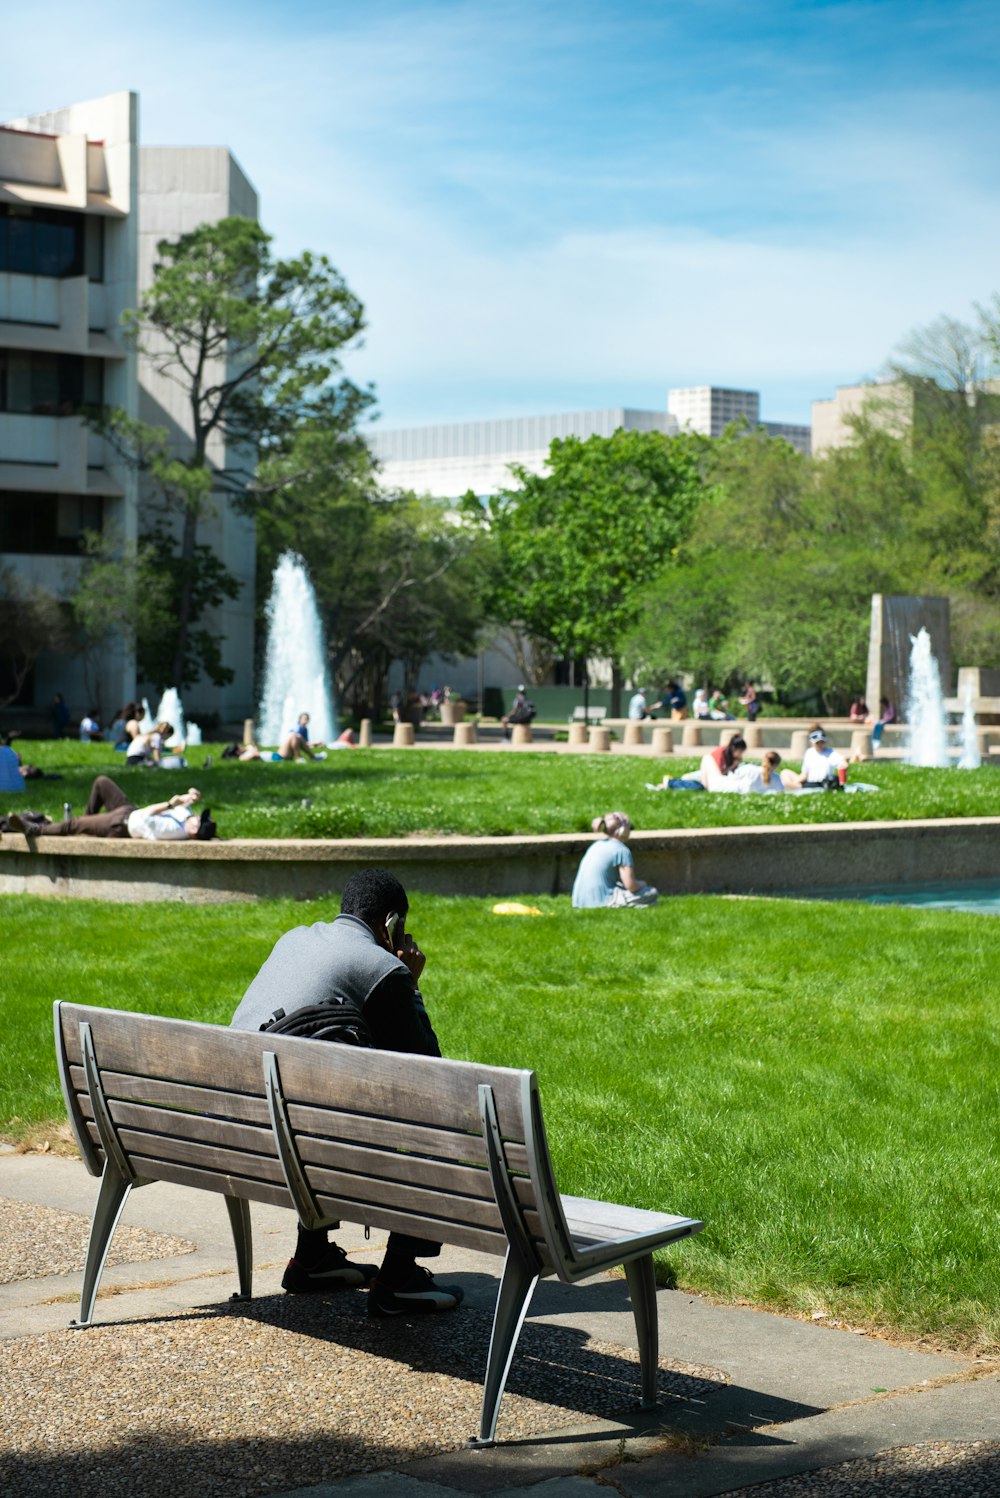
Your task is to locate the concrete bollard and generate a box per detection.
[589,726,611,753]
[243,718,255,746]
[851,728,872,760]
[744,723,763,748]
[651,726,674,756]
[359,718,372,747]
[392,722,415,747]
[681,722,702,749]
[567,722,589,748]
[511,723,533,746]
[623,721,645,749]
[789,729,809,759]
[454,722,478,746]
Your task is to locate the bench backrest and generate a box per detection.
[55,1002,565,1268]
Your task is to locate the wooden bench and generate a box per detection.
[55,1002,703,1447]
[570,706,606,725]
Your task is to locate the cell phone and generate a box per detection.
[385,911,402,949]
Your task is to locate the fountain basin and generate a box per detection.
[3,816,999,903]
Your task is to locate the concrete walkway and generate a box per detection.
[1,1145,996,1498]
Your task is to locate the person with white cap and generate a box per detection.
[790,725,849,789]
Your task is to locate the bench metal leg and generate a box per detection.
[225,1195,253,1300]
[470,1247,538,1448]
[73,1163,131,1327]
[624,1253,659,1410]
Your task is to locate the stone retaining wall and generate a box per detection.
[2,818,997,903]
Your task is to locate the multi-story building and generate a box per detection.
[370,387,810,499]
[368,407,678,500]
[0,91,257,722]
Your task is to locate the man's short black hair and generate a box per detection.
[341,868,409,931]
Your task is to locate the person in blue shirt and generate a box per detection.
[571,811,658,908]
[664,681,687,719]
[272,711,327,761]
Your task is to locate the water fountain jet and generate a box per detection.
[258,553,336,746]
[906,628,950,767]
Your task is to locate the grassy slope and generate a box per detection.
[9,739,1000,836]
[4,890,998,1350]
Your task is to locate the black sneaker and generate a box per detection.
[281,1245,378,1293]
[367,1265,464,1318]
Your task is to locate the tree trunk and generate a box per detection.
[170,504,200,689]
[610,659,623,718]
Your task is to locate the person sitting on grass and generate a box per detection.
[230,866,464,1316]
[271,712,327,762]
[125,720,174,766]
[571,811,658,907]
[782,725,858,790]
[8,775,217,841]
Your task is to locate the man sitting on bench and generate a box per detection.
[9,775,216,840]
[230,867,464,1318]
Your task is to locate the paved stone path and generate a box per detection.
[1,1146,996,1498]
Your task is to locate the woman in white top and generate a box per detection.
[125,720,173,766]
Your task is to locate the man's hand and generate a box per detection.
[396,932,426,983]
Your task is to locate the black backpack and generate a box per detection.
[259,996,374,1048]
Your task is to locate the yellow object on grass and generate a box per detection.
[491,902,545,917]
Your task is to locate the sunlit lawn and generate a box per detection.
[4,889,998,1352]
[8,738,1000,837]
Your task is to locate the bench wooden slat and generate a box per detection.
[69,1066,272,1127]
[113,1128,288,1187]
[126,1154,294,1213]
[298,1136,495,1201]
[561,1195,697,1240]
[305,1161,506,1233]
[100,1100,278,1159]
[311,1190,511,1258]
[287,1102,521,1168]
[60,1006,529,1140]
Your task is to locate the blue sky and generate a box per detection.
[6,0,999,430]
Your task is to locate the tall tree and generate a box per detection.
[463,429,709,710]
[99,216,371,689]
[0,566,71,709]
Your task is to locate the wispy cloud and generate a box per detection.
[6,0,999,426]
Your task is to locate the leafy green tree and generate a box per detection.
[67,531,173,715]
[97,216,371,690]
[0,566,71,709]
[464,428,709,710]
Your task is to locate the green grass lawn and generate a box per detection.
[4,889,998,1352]
[8,738,1000,836]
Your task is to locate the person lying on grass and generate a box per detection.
[571,811,658,907]
[651,747,785,795]
[8,775,217,841]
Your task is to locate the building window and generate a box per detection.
[0,491,104,554]
[0,351,104,415]
[0,204,104,282]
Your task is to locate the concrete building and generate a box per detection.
[810,381,909,454]
[368,407,678,500]
[370,387,810,499]
[668,385,811,450]
[0,91,257,722]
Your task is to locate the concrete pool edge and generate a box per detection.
[1,816,998,903]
